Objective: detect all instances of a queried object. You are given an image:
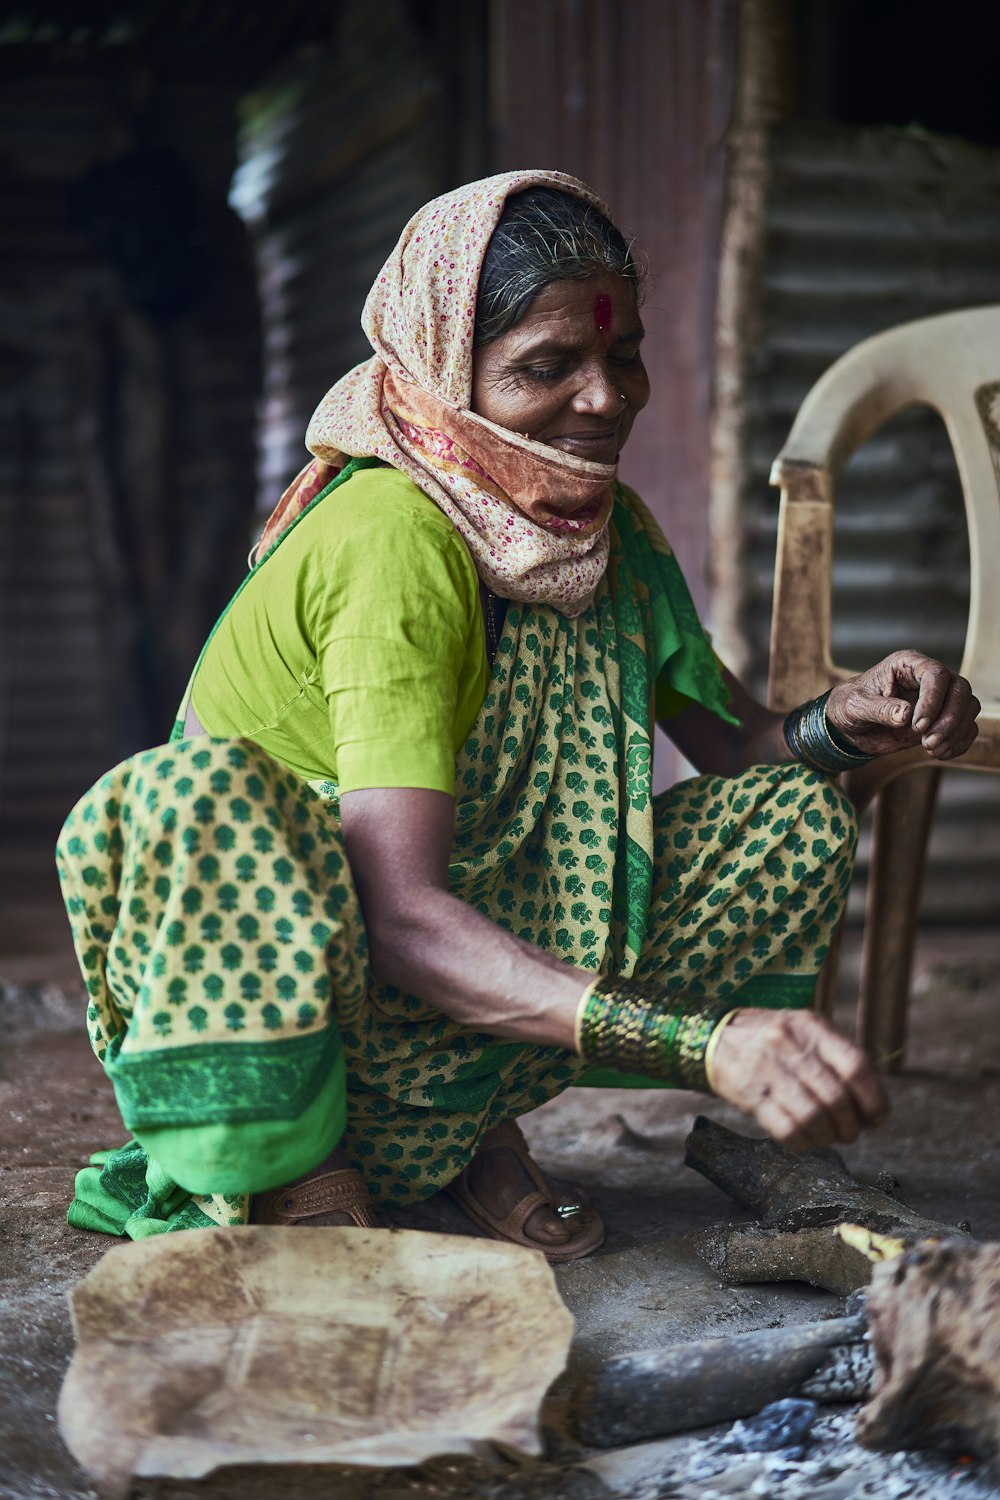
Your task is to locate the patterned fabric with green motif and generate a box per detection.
[55,487,858,1236]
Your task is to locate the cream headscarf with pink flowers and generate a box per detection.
[255,170,628,617]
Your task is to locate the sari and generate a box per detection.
[56,466,856,1236]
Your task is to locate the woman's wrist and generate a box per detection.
[703,1008,743,1094]
[783,689,875,774]
[575,976,733,1091]
[573,977,601,1054]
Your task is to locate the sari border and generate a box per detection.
[107,1024,343,1130]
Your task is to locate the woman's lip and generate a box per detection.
[548,430,620,459]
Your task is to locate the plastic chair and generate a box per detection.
[767,306,1000,1071]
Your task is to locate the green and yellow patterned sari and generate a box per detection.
[56,474,857,1238]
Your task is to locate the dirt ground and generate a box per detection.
[1,856,998,1498]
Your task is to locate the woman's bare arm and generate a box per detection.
[663,652,979,777]
[339,785,585,1050]
[663,670,787,777]
[339,783,888,1150]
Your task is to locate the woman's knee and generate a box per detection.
[771,761,859,860]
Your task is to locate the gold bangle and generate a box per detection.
[703,1008,743,1095]
[576,975,731,1090]
[573,977,601,1055]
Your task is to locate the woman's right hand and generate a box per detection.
[707,1008,889,1152]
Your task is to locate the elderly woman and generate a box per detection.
[58,171,979,1257]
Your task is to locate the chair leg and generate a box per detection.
[812,913,844,1021]
[857,770,941,1073]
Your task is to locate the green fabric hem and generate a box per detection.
[68,1139,218,1238]
[734,974,815,1008]
[68,1051,347,1237]
[424,1038,530,1111]
[107,1023,343,1130]
[575,1066,677,1091]
[616,832,654,960]
[136,1045,347,1194]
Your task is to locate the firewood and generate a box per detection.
[571,1314,868,1447]
[684,1116,970,1295]
[857,1239,1000,1461]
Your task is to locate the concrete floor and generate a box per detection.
[1,856,999,1498]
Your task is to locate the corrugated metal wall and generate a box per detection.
[738,122,1000,919]
[0,69,260,847]
[232,0,487,513]
[0,74,120,842]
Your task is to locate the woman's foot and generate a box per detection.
[446,1120,604,1263]
[250,1146,378,1227]
[462,1143,571,1248]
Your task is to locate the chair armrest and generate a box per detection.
[767,459,839,711]
[768,455,833,504]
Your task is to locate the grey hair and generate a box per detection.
[473,187,646,346]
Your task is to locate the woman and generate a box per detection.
[57,170,979,1258]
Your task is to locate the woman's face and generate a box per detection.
[470,271,650,468]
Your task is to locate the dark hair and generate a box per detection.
[473,187,645,346]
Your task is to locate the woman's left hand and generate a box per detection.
[827,651,980,761]
[707,1008,889,1151]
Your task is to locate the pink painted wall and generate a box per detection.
[491,0,740,622]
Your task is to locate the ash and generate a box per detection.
[611,1408,999,1500]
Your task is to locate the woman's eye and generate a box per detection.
[610,347,642,366]
[522,364,566,382]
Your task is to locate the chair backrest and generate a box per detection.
[770,306,1000,703]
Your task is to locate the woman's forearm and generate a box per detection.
[665,653,981,778]
[364,884,587,1049]
[662,666,797,778]
[340,785,589,1050]
[722,707,792,774]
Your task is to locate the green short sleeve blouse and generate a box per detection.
[190,466,488,795]
[189,464,706,795]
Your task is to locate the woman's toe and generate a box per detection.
[524,1204,572,1244]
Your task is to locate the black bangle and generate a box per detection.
[784,690,875,775]
[576,976,733,1092]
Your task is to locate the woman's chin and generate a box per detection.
[539,495,611,533]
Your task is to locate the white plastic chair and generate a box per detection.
[768,306,1000,1071]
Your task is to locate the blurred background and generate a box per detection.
[2,0,999,929]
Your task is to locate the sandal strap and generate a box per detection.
[474,1188,552,1241]
[252,1167,378,1227]
[445,1124,605,1263]
[477,1119,551,1200]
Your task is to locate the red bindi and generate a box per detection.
[593,292,613,334]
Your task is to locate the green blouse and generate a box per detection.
[188,463,700,793]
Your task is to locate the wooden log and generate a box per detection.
[571,1314,867,1448]
[684,1116,970,1295]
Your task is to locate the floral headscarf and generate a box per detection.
[256,170,628,616]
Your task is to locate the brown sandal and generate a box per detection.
[250,1166,379,1227]
[445,1120,604,1264]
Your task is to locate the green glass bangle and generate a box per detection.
[577,975,733,1092]
[784,689,874,775]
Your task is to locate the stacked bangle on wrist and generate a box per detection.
[702,1008,742,1094]
[575,975,735,1093]
[783,689,874,775]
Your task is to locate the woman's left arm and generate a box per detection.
[663,650,980,777]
